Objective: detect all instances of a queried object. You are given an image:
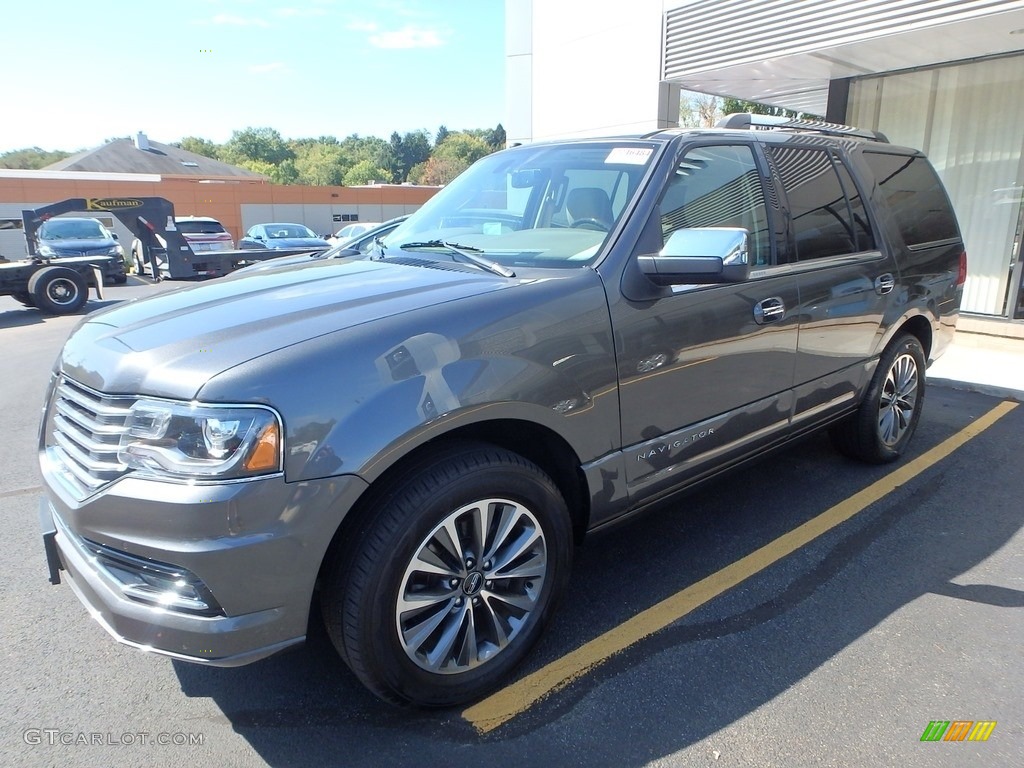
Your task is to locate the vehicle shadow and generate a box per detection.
[172,390,1022,766]
[0,304,48,328]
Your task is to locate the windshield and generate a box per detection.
[40,219,106,240]
[384,141,659,268]
[176,220,227,235]
[267,224,317,239]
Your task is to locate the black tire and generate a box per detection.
[27,266,88,315]
[10,290,34,307]
[830,333,926,463]
[321,442,573,706]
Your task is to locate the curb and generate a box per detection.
[928,376,1024,403]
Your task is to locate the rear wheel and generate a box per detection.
[830,333,926,463]
[321,442,573,706]
[27,266,88,315]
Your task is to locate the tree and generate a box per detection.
[487,123,506,150]
[679,92,722,128]
[339,134,396,178]
[416,155,469,185]
[294,142,347,186]
[720,98,813,119]
[433,132,492,166]
[389,132,404,182]
[343,159,391,186]
[395,130,432,182]
[177,136,221,159]
[435,125,450,147]
[0,147,72,169]
[222,127,294,166]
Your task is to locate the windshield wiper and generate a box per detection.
[399,240,515,278]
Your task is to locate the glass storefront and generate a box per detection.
[848,54,1024,320]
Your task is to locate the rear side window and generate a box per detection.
[767,146,875,260]
[862,152,959,246]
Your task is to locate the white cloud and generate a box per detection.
[368,25,445,49]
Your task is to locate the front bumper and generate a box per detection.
[39,471,368,666]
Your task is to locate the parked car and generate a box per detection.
[239,223,331,250]
[329,221,381,244]
[35,217,127,284]
[234,216,408,274]
[39,115,965,708]
[131,216,234,278]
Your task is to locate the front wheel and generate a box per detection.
[321,442,573,706]
[830,333,926,463]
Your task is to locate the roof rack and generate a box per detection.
[716,113,889,143]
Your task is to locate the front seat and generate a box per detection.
[565,187,614,231]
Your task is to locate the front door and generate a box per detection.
[609,143,800,500]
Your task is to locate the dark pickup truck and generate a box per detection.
[39,115,965,706]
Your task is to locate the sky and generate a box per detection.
[0,0,506,154]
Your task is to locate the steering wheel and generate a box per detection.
[569,218,610,232]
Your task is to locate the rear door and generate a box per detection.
[764,142,897,424]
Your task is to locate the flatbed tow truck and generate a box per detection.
[3,196,325,314]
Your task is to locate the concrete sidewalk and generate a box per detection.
[927,323,1024,401]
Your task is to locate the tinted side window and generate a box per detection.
[833,161,876,251]
[659,144,771,265]
[862,152,959,246]
[769,146,865,260]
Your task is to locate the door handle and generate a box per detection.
[874,273,895,295]
[754,296,785,325]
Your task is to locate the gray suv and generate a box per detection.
[39,115,965,706]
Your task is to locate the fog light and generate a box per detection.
[82,538,223,616]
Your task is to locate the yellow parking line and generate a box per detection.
[463,400,1019,734]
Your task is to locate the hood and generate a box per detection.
[235,251,329,274]
[58,259,515,399]
[42,237,116,253]
[266,237,330,249]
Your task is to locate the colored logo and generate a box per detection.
[920,720,996,742]
[85,198,144,211]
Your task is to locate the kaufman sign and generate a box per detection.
[85,198,145,211]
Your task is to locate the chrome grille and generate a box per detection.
[46,378,136,497]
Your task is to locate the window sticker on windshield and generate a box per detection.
[606,147,652,165]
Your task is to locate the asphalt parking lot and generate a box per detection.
[2,280,1021,767]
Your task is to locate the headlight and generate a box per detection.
[108,245,124,257]
[118,400,281,480]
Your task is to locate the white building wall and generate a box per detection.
[506,0,672,143]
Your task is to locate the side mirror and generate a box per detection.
[110,233,119,241]
[637,227,750,286]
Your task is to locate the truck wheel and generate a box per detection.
[10,290,35,307]
[830,333,926,463]
[28,266,89,315]
[321,442,573,706]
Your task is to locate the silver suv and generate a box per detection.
[39,116,965,706]
[131,216,234,277]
